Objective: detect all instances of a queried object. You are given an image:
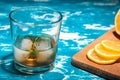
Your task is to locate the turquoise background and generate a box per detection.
[0,0,120,80]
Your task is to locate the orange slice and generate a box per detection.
[115,9,120,35]
[101,40,120,52]
[94,43,120,60]
[87,49,116,64]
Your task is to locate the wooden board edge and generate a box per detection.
[71,58,120,80]
[71,27,120,79]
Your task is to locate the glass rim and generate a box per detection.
[9,6,63,26]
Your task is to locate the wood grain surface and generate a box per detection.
[72,28,120,80]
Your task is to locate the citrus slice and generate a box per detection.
[115,9,120,35]
[101,40,120,52]
[87,49,116,64]
[95,43,120,60]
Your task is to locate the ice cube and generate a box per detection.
[14,46,30,62]
[36,49,54,62]
[21,38,33,50]
[34,37,52,51]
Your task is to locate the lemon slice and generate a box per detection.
[101,40,120,52]
[95,43,120,60]
[87,49,116,64]
[115,9,120,35]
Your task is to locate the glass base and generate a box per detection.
[14,62,54,74]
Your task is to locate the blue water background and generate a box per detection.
[0,0,120,80]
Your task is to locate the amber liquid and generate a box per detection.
[14,35,57,67]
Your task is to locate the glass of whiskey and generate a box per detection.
[9,6,62,74]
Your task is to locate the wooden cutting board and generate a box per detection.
[72,28,120,80]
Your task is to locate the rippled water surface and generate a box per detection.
[0,0,120,80]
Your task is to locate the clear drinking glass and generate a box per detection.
[9,6,62,74]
